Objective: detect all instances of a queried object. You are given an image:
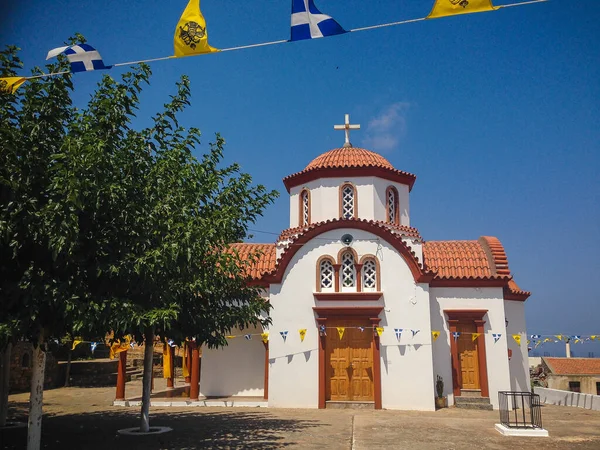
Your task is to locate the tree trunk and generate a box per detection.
[139,327,154,432]
[64,348,72,387]
[27,342,46,450]
[0,343,12,427]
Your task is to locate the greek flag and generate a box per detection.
[291,0,346,41]
[46,44,111,73]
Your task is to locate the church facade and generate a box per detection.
[200,117,531,410]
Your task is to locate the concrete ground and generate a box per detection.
[2,383,600,449]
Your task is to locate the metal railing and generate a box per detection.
[498,391,543,429]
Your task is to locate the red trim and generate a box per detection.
[445,310,490,398]
[263,341,269,400]
[284,166,416,193]
[314,307,383,410]
[313,292,382,301]
[263,219,431,284]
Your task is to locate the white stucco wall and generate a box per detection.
[429,287,511,409]
[289,177,411,228]
[267,228,435,410]
[200,324,265,398]
[504,300,530,393]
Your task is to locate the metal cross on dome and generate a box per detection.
[334,114,360,148]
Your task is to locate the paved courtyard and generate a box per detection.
[2,383,600,449]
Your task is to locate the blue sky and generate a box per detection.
[2,1,599,353]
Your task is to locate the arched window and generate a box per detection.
[340,252,356,289]
[340,183,356,219]
[319,258,334,291]
[300,189,310,226]
[361,259,377,291]
[386,186,399,225]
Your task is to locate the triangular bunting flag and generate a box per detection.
[261,332,269,343]
[512,334,521,345]
[358,327,364,332]
[0,76,27,94]
[591,335,597,341]
[535,340,542,348]
[290,0,347,41]
[244,334,252,340]
[71,339,82,351]
[299,329,307,342]
[543,337,553,343]
[452,331,460,341]
[555,334,563,341]
[431,331,441,342]
[319,325,327,336]
[411,329,420,338]
[471,333,481,342]
[427,0,500,20]
[527,339,531,345]
[225,335,236,339]
[174,0,219,56]
[337,327,345,340]
[531,334,541,339]
[90,342,98,353]
[493,333,501,343]
[394,328,403,341]
[280,331,288,342]
[376,327,384,337]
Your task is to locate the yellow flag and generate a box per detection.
[555,334,563,341]
[471,333,481,342]
[431,331,441,342]
[299,329,307,342]
[376,327,384,337]
[226,335,236,339]
[0,77,26,94]
[71,339,82,350]
[512,334,521,345]
[337,327,345,340]
[109,337,130,359]
[174,0,219,57]
[591,335,597,341]
[427,0,499,19]
[163,343,172,378]
[261,332,269,344]
[182,342,189,378]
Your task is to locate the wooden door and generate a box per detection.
[326,320,374,401]
[457,322,480,390]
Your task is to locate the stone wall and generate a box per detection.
[534,387,600,411]
[9,342,60,393]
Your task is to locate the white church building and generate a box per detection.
[200,115,531,410]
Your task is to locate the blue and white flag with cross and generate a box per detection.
[46,44,111,73]
[290,0,346,41]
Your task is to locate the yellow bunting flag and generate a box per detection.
[376,327,384,337]
[512,334,521,345]
[0,77,27,94]
[163,343,172,379]
[174,0,219,57]
[471,333,481,342]
[591,335,597,341]
[299,329,307,342]
[182,342,189,378]
[543,338,553,343]
[337,327,345,340]
[431,331,441,342]
[261,332,269,344]
[555,334,563,341]
[226,335,236,339]
[71,339,82,350]
[427,0,499,20]
[109,336,130,359]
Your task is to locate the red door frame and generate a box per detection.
[313,306,383,409]
[445,309,490,398]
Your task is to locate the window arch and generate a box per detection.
[299,188,311,226]
[386,186,399,225]
[340,183,357,219]
[317,256,335,292]
[360,256,380,292]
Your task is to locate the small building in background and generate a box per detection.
[541,357,600,395]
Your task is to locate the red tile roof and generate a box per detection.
[543,357,600,375]
[283,147,417,192]
[423,240,493,279]
[277,219,422,241]
[229,243,276,280]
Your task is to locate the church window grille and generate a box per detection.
[301,190,310,226]
[387,187,398,224]
[342,184,355,219]
[341,252,356,288]
[320,259,334,290]
[362,259,377,290]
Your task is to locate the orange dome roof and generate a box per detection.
[305,147,395,171]
[283,146,417,193]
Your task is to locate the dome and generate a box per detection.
[305,147,395,171]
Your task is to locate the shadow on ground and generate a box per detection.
[1,407,325,450]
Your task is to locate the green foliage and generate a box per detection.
[1,42,278,352]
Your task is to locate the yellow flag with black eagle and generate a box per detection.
[174,0,219,56]
[427,0,499,19]
[0,77,27,94]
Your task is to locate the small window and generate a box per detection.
[568,381,580,393]
[386,186,399,225]
[361,259,377,291]
[341,252,356,288]
[341,184,355,219]
[300,189,310,226]
[596,382,600,396]
[320,259,334,290]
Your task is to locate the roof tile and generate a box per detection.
[229,243,277,280]
[544,357,600,375]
